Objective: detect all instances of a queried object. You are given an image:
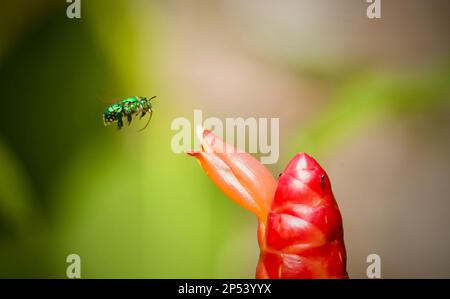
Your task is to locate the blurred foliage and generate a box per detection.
[0,0,245,278]
[290,64,450,160]
[0,138,37,235]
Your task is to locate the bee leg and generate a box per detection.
[126,112,132,126]
[123,107,133,126]
[139,111,146,119]
[116,113,123,129]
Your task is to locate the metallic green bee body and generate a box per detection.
[103,96,155,130]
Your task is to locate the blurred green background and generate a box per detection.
[0,0,449,278]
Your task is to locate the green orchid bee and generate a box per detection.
[103,96,156,131]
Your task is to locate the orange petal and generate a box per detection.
[187,129,277,221]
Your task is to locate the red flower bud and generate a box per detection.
[256,153,348,278]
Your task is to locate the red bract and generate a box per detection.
[188,129,348,279]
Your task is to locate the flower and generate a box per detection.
[188,128,348,278]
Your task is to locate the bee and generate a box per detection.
[103,96,156,130]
